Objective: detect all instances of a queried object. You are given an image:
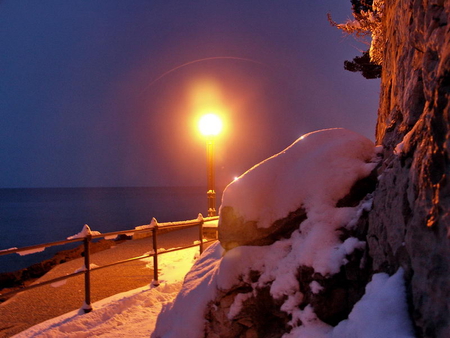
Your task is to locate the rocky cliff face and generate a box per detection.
[369,0,450,337]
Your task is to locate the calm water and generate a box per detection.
[0,186,218,273]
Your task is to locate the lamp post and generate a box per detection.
[199,113,222,216]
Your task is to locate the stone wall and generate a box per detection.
[368,0,450,336]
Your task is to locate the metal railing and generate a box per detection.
[0,216,219,313]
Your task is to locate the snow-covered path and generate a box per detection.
[1,227,201,337]
[11,246,199,337]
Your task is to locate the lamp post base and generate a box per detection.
[207,189,216,217]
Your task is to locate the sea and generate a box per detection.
[0,186,220,274]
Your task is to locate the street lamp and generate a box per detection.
[198,113,222,216]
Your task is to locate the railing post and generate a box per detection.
[199,219,204,255]
[82,234,93,313]
[152,225,159,286]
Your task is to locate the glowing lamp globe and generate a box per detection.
[199,113,222,136]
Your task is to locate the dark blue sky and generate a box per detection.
[0,1,380,188]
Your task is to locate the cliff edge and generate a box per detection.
[369,0,450,336]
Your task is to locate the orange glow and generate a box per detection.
[189,78,223,111]
[190,78,228,138]
[199,113,223,136]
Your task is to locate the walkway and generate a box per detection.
[0,226,205,338]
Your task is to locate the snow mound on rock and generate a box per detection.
[221,128,377,229]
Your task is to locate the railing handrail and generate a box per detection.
[0,216,219,257]
[0,215,219,312]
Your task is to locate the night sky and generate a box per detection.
[0,1,380,189]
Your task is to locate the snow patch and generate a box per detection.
[310,281,324,294]
[51,279,68,288]
[0,247,18,253]
[152,242,224,338]
[394,128,414,155]
[331,269,415,338]
[346,195,374,229]
[67,224,101,240]
[135,217,158,230]
[74,263,99,273]
[228,292,253,320]
[16,247,45,256]
[283,305,332,338]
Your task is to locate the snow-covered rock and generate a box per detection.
[219,128,378,251]
[152,128,415,338]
